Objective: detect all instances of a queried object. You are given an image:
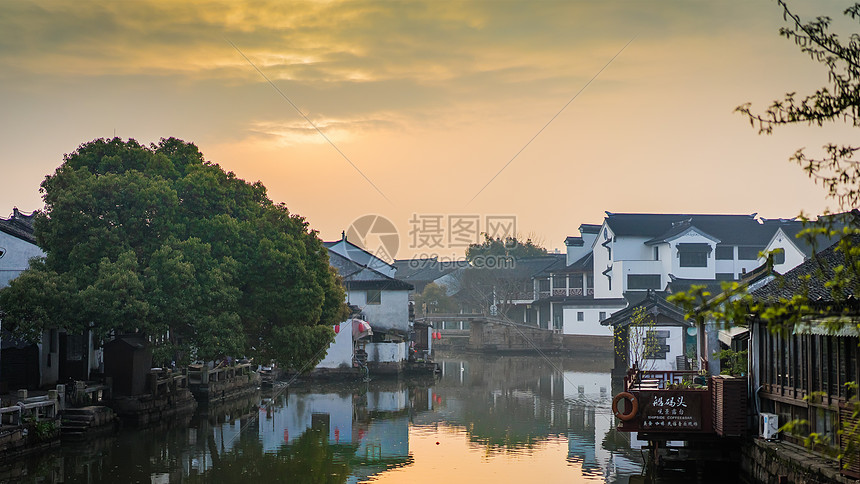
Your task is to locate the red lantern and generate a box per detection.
[334,427,340,443]
[334,324,340,334]
[284,429,289,442]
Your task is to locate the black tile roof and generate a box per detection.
[392,257,469,283]
[535,252,592,276]
[601,290,690,328]
[771,213,852,257]
[564,236,584,247]
[328,250,414,291]
[604,212,791,246]
[665,276,724,295]
[580,224,601,234]
[751,234,860,304]
[0,208,36,244]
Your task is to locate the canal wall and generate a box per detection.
[741,438,854,484]
[562,334,613,354]
[468,320,562,352]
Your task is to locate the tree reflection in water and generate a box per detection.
[187,427,351,484]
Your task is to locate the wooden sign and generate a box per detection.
[639,391,703,431]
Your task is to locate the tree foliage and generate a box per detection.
[736,1,860,209]
[413,282,458,315]
[0,137,348,367]
[465,233,547,261]
[614,307,659,372]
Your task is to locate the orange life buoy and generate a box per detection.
[612,392,638,421]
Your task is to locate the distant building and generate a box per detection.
[564,213,801,358]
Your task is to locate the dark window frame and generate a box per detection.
[715,245,734,260]
[366,289,382,305]
[627,274,662,290]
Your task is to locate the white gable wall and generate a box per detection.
[628,325,686,372]
[759,228,807,273]
[592,223,616,299]
[667,231,718,280]
[562,304,625,337]
[0,231,43,288]
[347,288,409,333]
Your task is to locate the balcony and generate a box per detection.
[539,288,594,298]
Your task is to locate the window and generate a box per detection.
[679,252,707,267]
[772,248,786,265]
[599,311,606,320]
[715,245,734,260]
[577,311,584,321]
[738,246,764,260]
[627,274,661,290]
[552,274,566,288]
[677,243,711,267]
[644,330,670,359]
[654,247,660,261]
[538,279,550,292]
[715,273,734,281]
[586,274,593,290]
[569,275,583,289]
[366,290,381,305]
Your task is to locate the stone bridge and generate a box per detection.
[415,315,563,353]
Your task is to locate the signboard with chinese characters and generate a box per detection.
[639,391,703,431]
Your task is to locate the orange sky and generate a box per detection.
[1,1,856,258]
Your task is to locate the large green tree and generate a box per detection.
[0,137,348,367]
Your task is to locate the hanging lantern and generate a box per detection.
[334,427,340,443]
[284,429,289,442]
[334,324,340,334]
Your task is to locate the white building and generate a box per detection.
[553,213,802,358]
[0,209,62,391]
[323,235,414,374]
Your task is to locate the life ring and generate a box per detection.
[612,392,638,421]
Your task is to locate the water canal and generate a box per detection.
[2,352,673,483]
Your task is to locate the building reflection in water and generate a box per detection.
[1,353,643,483]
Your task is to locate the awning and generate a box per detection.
[718,327,749,346]
[676,243,712,254]
[793,317,860,337]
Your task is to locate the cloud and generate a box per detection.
[247,114,402,146]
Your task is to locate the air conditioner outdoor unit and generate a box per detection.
[760,413,779,440]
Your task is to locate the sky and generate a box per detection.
[1,0,857,260]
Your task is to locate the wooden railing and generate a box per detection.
[539,288,594,298]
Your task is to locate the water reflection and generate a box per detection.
[3,352,644,483]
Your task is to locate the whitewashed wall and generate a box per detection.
[366,342,406,363]
[317,322,354,369]
[627,326,686,372]
[562,306,623,337]
[0,231,43,288]
[348,289,409,333]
